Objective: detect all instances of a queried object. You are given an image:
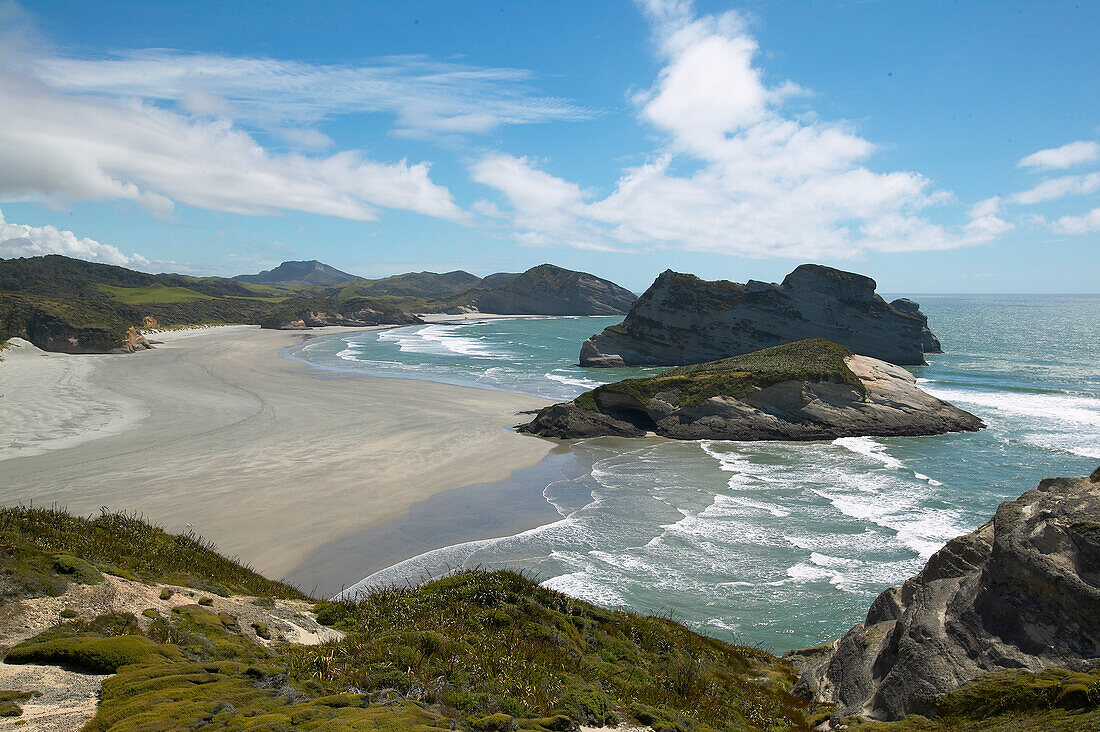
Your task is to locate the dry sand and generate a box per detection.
[0,324,553,585]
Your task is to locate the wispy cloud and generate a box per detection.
[0,3,589,224]
[1010,172,1100,205]
[470,0,1008,259]
[27,49,593,141]
[1054,207,1100,234]
[1019,140,1100,171]
[0,208,150,267]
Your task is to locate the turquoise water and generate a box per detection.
[291,297,1100,652]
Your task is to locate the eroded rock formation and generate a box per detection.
[786,467,1100,723]
[580,265,940,368]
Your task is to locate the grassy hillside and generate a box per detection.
[96,283,215,303]
[0,506,809,731]
[0,256,403,351]
[574,338,864,411]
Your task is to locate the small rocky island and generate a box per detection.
[580,264,942,368]
[787,467,1100,726]
[520,338,982,440]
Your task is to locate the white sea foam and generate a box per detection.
[542,571,628,607]
[378,324,508,359]
[924,386,1100,427]
[544,370,601,389]
[833,436,904,469]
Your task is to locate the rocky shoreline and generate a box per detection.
[787,467,1100,726]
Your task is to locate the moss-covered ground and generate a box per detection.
[573,338,863,412]
[828,668,1100,731]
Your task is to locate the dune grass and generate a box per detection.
[0,506,306,600]
[300,570,807,730]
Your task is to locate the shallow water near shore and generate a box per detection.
[292,296,1100,652]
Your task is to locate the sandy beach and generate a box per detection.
[0,324,554,585]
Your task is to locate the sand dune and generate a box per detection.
[0,325,552,584]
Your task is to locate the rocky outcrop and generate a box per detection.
[474,264,636,316]
[786,467,1100,724]
[520,339,982,441]
[888,298,941,353]
[123,326,152,353]
[260,298,421,330]
[580,265,940,368]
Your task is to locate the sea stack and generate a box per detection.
[580,265,940,367]
[521,339,983,441]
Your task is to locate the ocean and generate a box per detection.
[289,296,1100,652]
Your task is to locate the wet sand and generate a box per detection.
[0,325,554,583]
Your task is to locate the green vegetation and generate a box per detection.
[6,634,183,673]
[1,506,808,731]
[303,570,805,729]
[0,691,36,718]
[53,553,104,585]
[848,668,1100,731]
[0,505,306,600]
[574,338,864,412]
[96,283,214,303]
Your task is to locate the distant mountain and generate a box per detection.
[478,272,521,290]
[473,264,637,316]
[340,270,483,299]
[235,260,357,287]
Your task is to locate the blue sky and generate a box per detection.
[0,0,1097,293]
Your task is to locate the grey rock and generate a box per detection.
[580,265,940,367]
[786,467,1100,722]
[520,349,982,441]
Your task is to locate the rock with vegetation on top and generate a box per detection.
[473,263,636,316]
[786,467,1100,724]
[521,339,982,440]
[580,265,941,368]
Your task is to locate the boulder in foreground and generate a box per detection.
[580,265,942,367]
[521,339,983,441]
[787,466,1100,724]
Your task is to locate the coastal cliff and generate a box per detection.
[473,263,636,316]
[520,339,982,440]
[258,297,422,329]
[580,265,940,368]
[787,467,1100,725]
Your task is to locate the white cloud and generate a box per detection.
[0,208,150,266]
[1010,172,1100,205]
[26,49,592,140]
[0,72,466,222]
[471,0,1007,258]
[1019,140,1100,170]
[1053,207,1100,235]
[0,4,594,223]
